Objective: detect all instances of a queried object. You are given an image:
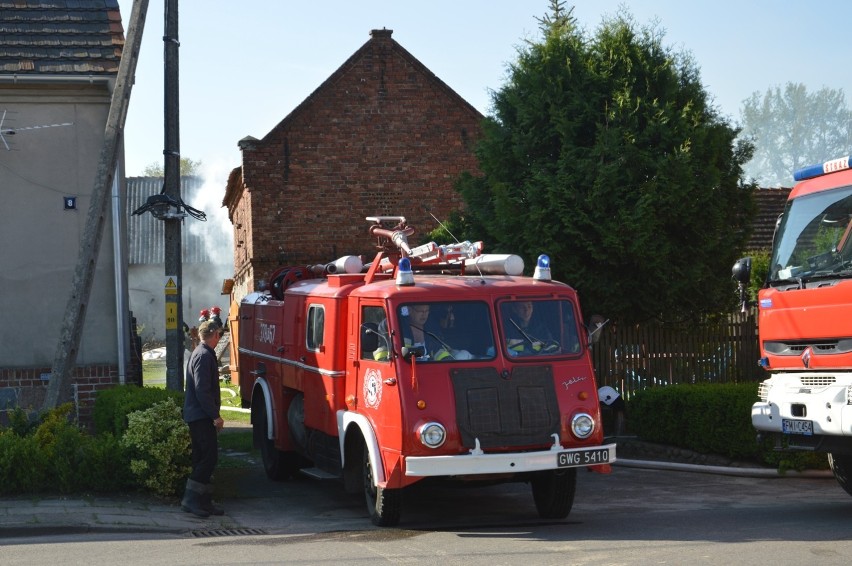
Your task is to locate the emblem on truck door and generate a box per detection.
[364,369,383,408]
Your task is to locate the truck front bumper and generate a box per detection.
[405,442,616,477]
[752,372,852,436]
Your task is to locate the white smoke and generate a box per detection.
[184,161,235,317]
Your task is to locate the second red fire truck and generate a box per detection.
[735,155,852,495]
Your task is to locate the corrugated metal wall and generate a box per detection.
[126,176,212,265]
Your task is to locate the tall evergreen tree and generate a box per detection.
[449,2,755,322]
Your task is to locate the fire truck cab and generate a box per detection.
[735,156,852,495]
[237,216,615,526]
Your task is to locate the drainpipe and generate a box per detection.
[112,162,129,384]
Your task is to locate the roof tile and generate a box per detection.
[0,0,123,76]
[747,187,791,251]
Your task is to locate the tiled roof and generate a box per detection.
[747,187,791,251]
[0,0,123,75]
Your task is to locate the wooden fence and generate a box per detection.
[590,308,764,399]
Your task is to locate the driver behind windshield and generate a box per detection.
[503,301,559,356]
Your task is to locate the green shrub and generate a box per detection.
[627,382,829,470]
[94,384,184,436]
[121,398,191,497]
[0,404,131,495]
[6,406,43,436]
[0,431,48,494]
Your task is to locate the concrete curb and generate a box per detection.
[0,524,184,539]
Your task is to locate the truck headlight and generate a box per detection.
[571,413,595,439]
[417,422,447,448]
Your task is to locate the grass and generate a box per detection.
[218,430,256,469]
[142,358,167,387]
[219,430,252,451]
[222,407,251,424]
[143,355,250,424]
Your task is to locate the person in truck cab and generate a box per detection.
[373,303,469,361]
[399,304,452,360]
[503,301,559,356]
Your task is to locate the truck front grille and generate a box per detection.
[450,366,560,449]
[799,375,837,387]
[764,339,852,356]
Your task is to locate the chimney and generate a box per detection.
[370,28,393,40]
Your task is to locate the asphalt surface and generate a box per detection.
[0,428,833,540]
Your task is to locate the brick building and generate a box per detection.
[223,29,484,300]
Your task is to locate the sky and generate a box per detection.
[112,0,851,320]
[117,0,852,181]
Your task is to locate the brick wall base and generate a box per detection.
[0,365,120,430]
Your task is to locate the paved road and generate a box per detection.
[4,461,850,565]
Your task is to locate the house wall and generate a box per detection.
[129,262,232,345]
[0,83,122,418]
[233,29,483,297]
[228,170,254,301]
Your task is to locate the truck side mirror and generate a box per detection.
[586,315,608,346]
[732,257,753,312]
[732,257,752,285]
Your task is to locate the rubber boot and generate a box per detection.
[181,479,210,518]
[201,483,225,516]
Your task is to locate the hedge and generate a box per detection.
[626,382,828,470]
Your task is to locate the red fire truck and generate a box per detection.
[735,155,852,494]
[236,216,614,526]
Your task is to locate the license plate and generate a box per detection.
[782,418,813,436]
[556,448,610,468]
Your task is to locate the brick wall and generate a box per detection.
[0,366,120,430]
[229,29,483,294]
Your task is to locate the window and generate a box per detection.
[306,305,325,351]
[395,301,495,362]
[500,299,581,357]
[361,306,389,361]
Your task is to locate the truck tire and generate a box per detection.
[362,441,401,526]
[828,453,852,496]
[253,397,299,481]
[531,468,577,519]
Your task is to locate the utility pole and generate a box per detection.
[163,0,184,391]
[44,0,150,410]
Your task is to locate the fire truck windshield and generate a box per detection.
[394,301,496,361]
[770,184,852,283]
[499,299,581,357]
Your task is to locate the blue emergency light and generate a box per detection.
[793,155,851,182]
[396,257,415,286]
[533,254,552,281]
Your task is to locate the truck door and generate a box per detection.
[355,304,403,452]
